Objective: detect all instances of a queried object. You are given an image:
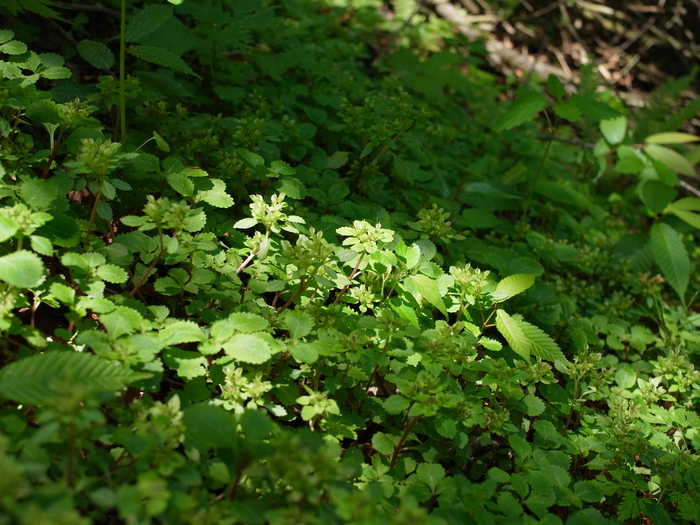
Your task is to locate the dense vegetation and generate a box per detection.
[1,0,699,523]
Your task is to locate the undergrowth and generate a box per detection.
[0,1,699,524]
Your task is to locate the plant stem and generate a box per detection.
[85,188,103,246]
[390,415,418,468]
[119,0,127,143]
[129,246,167,299]
[333,252,365,305]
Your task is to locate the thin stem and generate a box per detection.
[333,252,365,305]
[119,0,127,143]
[85,188,103,246]
[390,415,419,468]
[128,246,167,299]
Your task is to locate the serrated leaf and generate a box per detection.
[491,273,535,302]
[183,404,239,451]
[95,264,128,284]
[573,480,604,502]
[570,94,621,120]
[0,216,19,242]
[228,312,268,332]
[76,40,115,69]
[408,274,447,317]
[196,178,234,208]
[100,306,144,340]
[638,180,677,214]
[494,88,548,131]
[325,151,350,169]
[0,352,149,406]
[288,342,318,364]
[29,234,53,255]
[645,143,696,177]
[522,394,545,416]
[666,197,700,229]
[553,100,581,122]
[163,348,207,379]
[417,462,445,493]
[127,45,198,77]
[495,309,530,359]
[284,310,313,339]
[600,116,627,145]
[518,318,567,364]
[236,148,264,169]
[383,395,410,414]
[0,250,46,288]
[160,320,205,345]
[645,132,700,144]
[0,40,27,55]
[650,222,689,299]
[125,5,173,43]
[372,432,396,456]
[546,74,565,100]
[223,333,273,364]
[167,171,195,197]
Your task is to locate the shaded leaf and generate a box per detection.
[650,222,689,299]
[77,40,115,69]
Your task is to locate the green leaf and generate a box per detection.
[0,216,19,242]
[100,307,144,340]
[372,432,396,456]
[493,88,548,131]
[325,151,350,169]
[160,320,205,345]
[183,404,239,451]
[416,462,445,493]
[223,333,273,364]
[600,116,627,145]
[163,349,207,379]
[407,274,448,317]
[0,352,149,406]
[517,319,567,364]
[0,39,27,55]
[570,94,622,121]
[236,148,264,169]
[19,179,59,209]
[288,342,318,364]
[638,180,677,214]
[96,264,128,283]
[233,217,258,229]
[573,480,604,502]
[552,100,581,122]
[284,310,313,339]
[666,197,700,229]
[127,45,198,77]
[645,143,697,177]
[196,178,234,208]
[153,131,170,152]
[125,5,173,43]
[546,74,565,100]
[650,222,690,299]
[522,394,546,416]
[0,250,46,288]
[495,309,530,359]
[76,40,115,70]
[645,132,700,144]
[228,312,268,332]
[383,395,410,414]
[491,273,535,302]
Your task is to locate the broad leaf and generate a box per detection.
[491,273,535,302]
[650,222,690,299]
[645,132,700,144]
[493,88,548,131]
[407,274,448,317]
[495,309,530,359]
[645,144,696,177]
[600,116,627,145]
[76,40,115,69]
[223,333,273,364]
[416,462,445,493]
[0,250,46,288]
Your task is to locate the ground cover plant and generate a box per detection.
[1,0,699,523]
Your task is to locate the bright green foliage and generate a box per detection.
[0,0,699,523]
